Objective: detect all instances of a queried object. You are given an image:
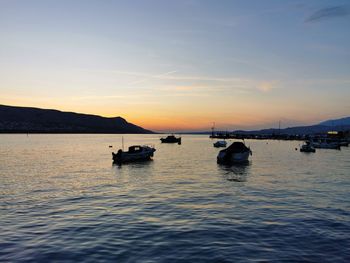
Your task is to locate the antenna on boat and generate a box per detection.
[278,120,281,134]
[211,122,215,137]
[122,136,124,151]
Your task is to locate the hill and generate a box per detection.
[318,116,350,127]
[234,124,350,136]
[0,105,153,134]
[234,116,350,136]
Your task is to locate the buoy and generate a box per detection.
[109,145,113,148]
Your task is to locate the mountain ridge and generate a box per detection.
[0,104,153,134]
[187,116,350,135]
[318,116,350,127]
[233,116,350,135]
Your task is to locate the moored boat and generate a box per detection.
[160,135,181,144]
[217,141,252,164]
[300,141,316,153]
[112,145,156,164]
[214,140,227,147]
[339,140,349,147]
[311,139,341,150]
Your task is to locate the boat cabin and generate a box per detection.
[128,146,143,153]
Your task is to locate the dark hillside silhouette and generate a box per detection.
[0,105,153,134]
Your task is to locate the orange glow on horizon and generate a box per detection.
[0,98,337,132]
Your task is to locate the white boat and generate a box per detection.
[217,141,252,164]
[300,141,315,153]
[311,139,340,150]
[112,145,156,163]
[214,140,227,147]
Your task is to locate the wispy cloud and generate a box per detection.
[79,68,253,85]
[305,6,350,23]
[154,85,226,94]
[160,86,200,92]
[224,57,287,77]
[71,95,129,100]
[128,70,178,85]
[256,81,279,92]
[78,68,280,94]
[79,69,178,80]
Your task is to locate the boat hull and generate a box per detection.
[160,137,181,144]
[300,147,315,153]
[217,141,252,164]
[312,143,340,150]
[214,141,227,148]
[112,147,156,164]
[217,150,250,164]
[339,141,349,147]
[300,142,316,152]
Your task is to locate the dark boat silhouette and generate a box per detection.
[217,141,252,164]
[213,140,227,147]
[112,145,156,164]
[300,141,316,153]
[160,135,181,144]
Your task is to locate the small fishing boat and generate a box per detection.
[217,141,252,164]
[112,145,156,164]
[339,140,349,147]
[160,135,181,144]
[311,139,340,150]
[300,141,315,153]
[213,140,227,148]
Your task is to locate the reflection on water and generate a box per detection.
[1,134,349,262]
[112,159,154,168]
[218,162,250,182]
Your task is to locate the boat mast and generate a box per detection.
[211,122,215,137]
[278,120,281,135]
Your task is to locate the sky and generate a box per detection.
[0,0,349,132]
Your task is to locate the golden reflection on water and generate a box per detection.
[219,162,250,182]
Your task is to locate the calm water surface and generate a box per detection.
[1,134,349,262]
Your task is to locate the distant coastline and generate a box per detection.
[178,116,350,139]
[1,104,349,136]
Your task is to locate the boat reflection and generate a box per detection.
[112,159,154,168]
[218,162,251,182]
[112,159,155,183]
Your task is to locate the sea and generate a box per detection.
[1,134,349,262]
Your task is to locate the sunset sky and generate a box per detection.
[1,0,349,132]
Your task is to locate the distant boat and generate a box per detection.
[339,140,349,147]
[160,135,181,144]
[217,141,252,164]
[213,140,227,148]
[300,141,315,153]
[311,139,341,150]
[112,145,156,164]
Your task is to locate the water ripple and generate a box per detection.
[1,135,349,262]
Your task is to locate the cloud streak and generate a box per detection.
[256,81,279,93]
[305,6,350,23]
[128,70,178,85]
[80,68,249,83]
[79,68,281,94]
